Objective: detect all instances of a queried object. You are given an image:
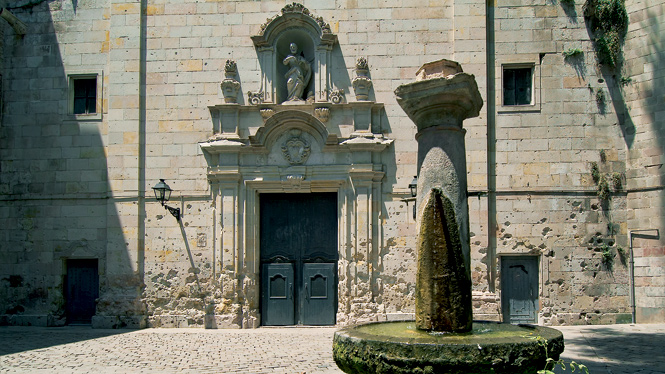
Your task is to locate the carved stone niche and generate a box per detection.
[251,3,338,104]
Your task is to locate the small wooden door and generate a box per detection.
[261,263,295,326]
[501,256,539,324]
[260,193,338,326]
[301,263,336,325]
[65,259,99,324]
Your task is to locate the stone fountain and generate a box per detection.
[333,60,564,374]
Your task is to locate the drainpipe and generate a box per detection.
[628,229,660,324]
[0,9,27,35]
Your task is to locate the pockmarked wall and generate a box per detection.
[623,0,665,324]
[0,0,662,328]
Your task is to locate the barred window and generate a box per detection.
[503,67,532,106]
[73,78,97,115]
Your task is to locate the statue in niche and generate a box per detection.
[283,42,312,102]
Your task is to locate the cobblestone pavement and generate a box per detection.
[0,323,664,373]
[553,324,665,374]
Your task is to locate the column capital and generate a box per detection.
[395,60,483,133]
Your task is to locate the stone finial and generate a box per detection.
[221,60,240,103]
[352,57,372,101]
[224,60,237,75]
[356,57,369,72]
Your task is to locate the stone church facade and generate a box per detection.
[0,0,663,328]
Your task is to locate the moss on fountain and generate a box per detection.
[332,61,565,374]
[333,321,564,374]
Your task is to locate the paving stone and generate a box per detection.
[1,324,664,373]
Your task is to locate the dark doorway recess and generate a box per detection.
[501,256,539,324]
[260,193,338,326]
[65,259,99,325]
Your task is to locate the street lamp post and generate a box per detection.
[152,179,181,221]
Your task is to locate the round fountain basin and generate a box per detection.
[333,321,564,374]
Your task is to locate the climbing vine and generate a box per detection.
[583,0,629,71]
[531,336,590,374]
[588,152,626,271]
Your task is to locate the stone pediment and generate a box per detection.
[199,103,392,158]
[252,3,336,48]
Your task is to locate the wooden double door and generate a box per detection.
[260,193,338,326]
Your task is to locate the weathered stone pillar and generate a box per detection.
[395,59,483,332]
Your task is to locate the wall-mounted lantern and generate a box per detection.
[152,179,180,221]
[409,175,418,219]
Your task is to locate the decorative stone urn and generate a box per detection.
[352,57,372,101]
[221,60,241,103]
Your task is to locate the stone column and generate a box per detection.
[395,59,483,332]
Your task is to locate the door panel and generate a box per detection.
[260,193,337,326]
[261,263,295,326]
[66,259,99,324]
[501,256,539,324]
[301,263,336,325]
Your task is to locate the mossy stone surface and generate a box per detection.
[415,188,472,332]
[333,321,564,374]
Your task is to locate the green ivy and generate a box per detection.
[596,89,606,107]
[590,162,601,184]
[563,48,584,58]
[611,172,623,190]
[583,0,629,70]
[600,243,614,269]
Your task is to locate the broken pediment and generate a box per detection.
[199,103,392,159]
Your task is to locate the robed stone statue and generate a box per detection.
[283,42,312,102]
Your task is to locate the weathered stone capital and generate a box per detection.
[395,72,483,132]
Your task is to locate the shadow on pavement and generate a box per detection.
[0,326,134,356]
[554,326,665,374]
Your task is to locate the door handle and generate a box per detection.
[289,283,293,299]
[304,283,309,301]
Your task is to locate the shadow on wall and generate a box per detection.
[0,1,139,333]
[642,11,665,230]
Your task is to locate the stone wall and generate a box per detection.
[0,0,662,328]
[624,0,665,323]
[486,0,633,324]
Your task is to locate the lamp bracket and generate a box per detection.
[162,203,181,221]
